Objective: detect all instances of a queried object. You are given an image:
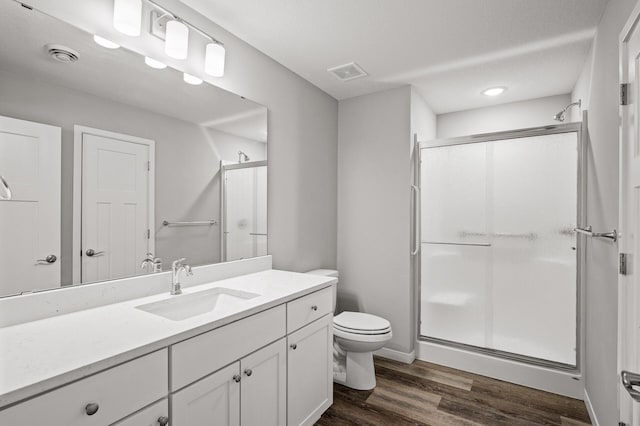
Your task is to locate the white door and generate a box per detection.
[80,128,153,283]
[240,339,286,426]
[0,115,61,295]
[287,315,333,426]
[171,362,240,426]
[620,3,640,424]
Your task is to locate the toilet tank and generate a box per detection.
[307,269,339,311]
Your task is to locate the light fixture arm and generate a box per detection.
[143,0,224,46]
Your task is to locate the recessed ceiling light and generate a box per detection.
[482,86,507,97]
[183,73,203,85]
[144,56,167,69]
[93,35,120,49]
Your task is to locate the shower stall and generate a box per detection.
[413,122,585,395]
[220,160,268,262]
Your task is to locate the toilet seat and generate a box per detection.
[333,312,392,336]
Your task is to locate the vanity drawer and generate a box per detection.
[113,398,169,426]
[171,305,286,390]
[0,349,168,426]
[287,287,333,333]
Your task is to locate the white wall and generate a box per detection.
[437,94,571,139]
[337,86,436,355]
[571,0,637,423]
[26,0,338,273]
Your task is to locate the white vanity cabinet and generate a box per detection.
[0,282,335,426]
[171,339,287,426]
[287,314,334,426]
[0,349,168,426]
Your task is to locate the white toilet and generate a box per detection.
[308,269,392,391]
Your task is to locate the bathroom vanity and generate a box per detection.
[0,257,336,426]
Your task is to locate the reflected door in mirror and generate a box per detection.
[81,129,154,283]
[0,116,61,295]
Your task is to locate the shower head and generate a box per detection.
[238,150,250,163]
[553,99,582,122]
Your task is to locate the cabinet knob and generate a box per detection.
[311,305,318,311]
[290,343,297,350]
[85,402,99,416]
[157,416,169,426]
[233,374,241,383]
[244,368,253,377]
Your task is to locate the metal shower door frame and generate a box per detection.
[412,119,587,373]
[220,160,268,262]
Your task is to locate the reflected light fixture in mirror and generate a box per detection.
[183,72,203,85]
[113,0,142,36]
[165,20,189,60]
[205,42,225,77]
[93,35,120,49]
[145,56,167,69]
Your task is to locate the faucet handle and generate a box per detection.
[172,257,187,268]
[185,264,194,276]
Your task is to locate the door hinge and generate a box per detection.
[621,83,630,106]
[147,161,151,171]
[620,253,631,275]
[147,229,151,239]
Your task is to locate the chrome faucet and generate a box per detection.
[140,253,162,273]
[171,258,193,295]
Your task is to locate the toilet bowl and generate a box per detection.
[307,269,393,391]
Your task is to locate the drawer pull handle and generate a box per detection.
[85,403,99,416]
[157,416,169,426]
[290,343,297,350]
[244,368,253,377]
[233,374,241,383]
[311,305,318,311]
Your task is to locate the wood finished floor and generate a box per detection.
[317,357,591,426]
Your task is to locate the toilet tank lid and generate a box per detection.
[306,269,339,278]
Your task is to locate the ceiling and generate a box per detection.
[0,2,267,142]
[178,0,608,114]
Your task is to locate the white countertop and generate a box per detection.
[0,269,336,408]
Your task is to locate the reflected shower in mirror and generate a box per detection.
[0,2,268,298]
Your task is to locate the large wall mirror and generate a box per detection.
[0,2,268,298]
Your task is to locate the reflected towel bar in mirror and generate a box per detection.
[574,226,618,242]
[162,220,218,227]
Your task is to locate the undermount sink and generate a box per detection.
[136,287,260,321]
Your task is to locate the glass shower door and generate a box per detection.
[419,130,579,367]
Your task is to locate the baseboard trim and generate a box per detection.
[374,347,416,364]
[583,389,599,426]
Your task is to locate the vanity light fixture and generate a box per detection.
[482,86,507,97]
[183,73,203,85]
[113,0,142,36]
[165,20,189,60]
[144,56,167,69]
[204,42,225,77]
[93,35,120,49]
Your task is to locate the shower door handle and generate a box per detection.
[411,184,420,256]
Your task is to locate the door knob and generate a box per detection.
[244,368,253,377]
[311,305,318,311]
[622,370,640,402]
[157,416,169,426]
[233,374,241,383]
[36,254,57,264]
[290,343,297,350]
[86,249,105,257]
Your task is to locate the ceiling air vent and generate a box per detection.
[327,62,367,82]
[45,44,79,63]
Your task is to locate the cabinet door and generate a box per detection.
[287,315,333,426]
[240,339,287,426]
[171,362,240,426]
